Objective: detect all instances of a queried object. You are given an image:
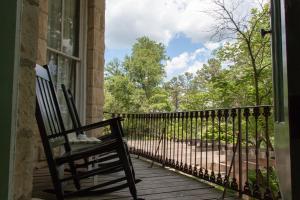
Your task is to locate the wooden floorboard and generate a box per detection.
[32,156,237,200]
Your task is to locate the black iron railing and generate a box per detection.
[109,106,279,200]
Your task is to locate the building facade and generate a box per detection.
[0,0,105,199]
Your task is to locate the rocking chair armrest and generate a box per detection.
[64,117,122,135]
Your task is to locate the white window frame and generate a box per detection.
[47,0,87,123]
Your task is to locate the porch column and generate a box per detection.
[86,0,106,136]
[0,0,21,199]
[13,0,40,199]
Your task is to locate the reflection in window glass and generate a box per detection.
[63,0,80,56]
[48,52,76,129]
[47,0,80,129]
[48,0,62,50]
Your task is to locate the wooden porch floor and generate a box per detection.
[32,156,237,200]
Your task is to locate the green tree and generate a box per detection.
[164,77,181,111]
[104,36,169,113]
[104,75,136,112]
[148,88,172,112]
[123,36,168,98]
[212,1,272,105]
[105,58,125,78]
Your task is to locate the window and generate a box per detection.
[47,0,81,128]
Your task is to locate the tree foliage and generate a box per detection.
[104,3,272,113]
[124,37,168,98]
[104,37,170,113]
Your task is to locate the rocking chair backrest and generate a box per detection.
[35,64,71,153]
[61,84,84,136]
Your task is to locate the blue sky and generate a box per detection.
[166,34,203,58]
[105,0,259,79]
[105,34,218,79]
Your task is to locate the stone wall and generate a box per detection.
[86,0,106,137]
[13,0,40,199]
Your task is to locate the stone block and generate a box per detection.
[88,6,101,30]
[20,1,39,62]
[38,11,48,40]
[88,0,105,10]
[87,69,103,87]
[36,38,47,64]
[87,50,99,69]
[86,87,102,104]
[39,0,48,14]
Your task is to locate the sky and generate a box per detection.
[105,0,261,80]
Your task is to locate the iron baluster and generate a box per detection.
[134,114,138,153]
[238,109,243,197]
[153,114,158,159]
[167,113,171,165]
[176,112,180,169]
[158,114,162,162]
[204,110,209,180]
[169,113,172,165]
[210,110,216,183]
[142,114,145,155]
[180,112,184,170]
[253,107,261,199]
[163,113,167,167]
[124,114,129,144]
[156,113,160,161]
[263,107,272,200]
[184,112,189,172]
[231,109,238,190]
[150,114,153,158]
[129,114,133,152]
[147,114,150,157]
[172,113,176,167]
[199,111,204,178]
[217,110,223,185]
[137,114,141,155]
[193,111,199,176]
[243,108,251,195]
[189,112,194,173]
[223,109,229,187]
[145,114,148,156]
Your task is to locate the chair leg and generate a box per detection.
[51,175,64,200]
[48,164,65,200]
[54,188,64,200]
[117,147,138,200]
[124,142,136,179]
[68,161,81,190]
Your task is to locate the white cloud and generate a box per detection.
[166,47,212,78]
[106,0,264,78]
[106,0,260,49]
[106,0,216,49]
[204,42,221,51]
[187,61,206,73]
[166,52,190,72]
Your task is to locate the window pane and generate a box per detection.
[48,0,62,50]
[63,0,80,56]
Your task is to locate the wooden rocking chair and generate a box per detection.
[35,64,142,200]
[61,83,136,179]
